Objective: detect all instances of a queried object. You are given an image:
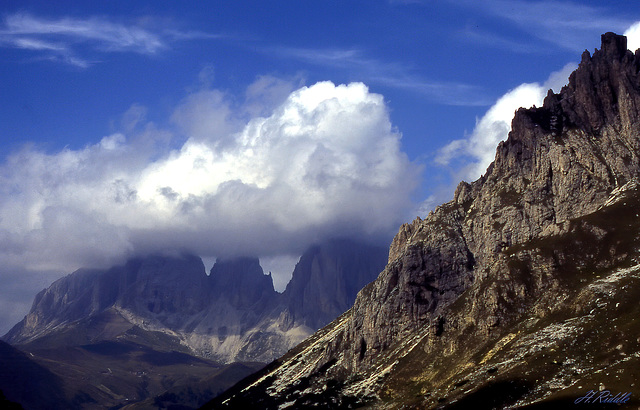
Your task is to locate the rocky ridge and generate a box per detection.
[5,239,387,365]
[2,239,387,409]
[207,33,640,409]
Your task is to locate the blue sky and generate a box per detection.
[1,1,638,195]
[1,0,640,334]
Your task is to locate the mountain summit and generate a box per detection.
[208,32,640,409]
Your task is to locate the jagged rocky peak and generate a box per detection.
[387,216,422,263]
[453,31,640,249]
[208,257,276,308]
[206,32,640,409]
[529,32,640,136]
[119,253,210,317]
[283,239,387,330]
[562,31,640,134]
[129,252,207,284]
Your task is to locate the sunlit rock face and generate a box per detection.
[206,33,640,409]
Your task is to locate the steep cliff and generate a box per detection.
[207,33,640,409]
[282,239,389,330]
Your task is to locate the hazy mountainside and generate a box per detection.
[206,33,640,409]
[283,240,390,330]
[4,254,210,347]
[5,239,386,364]
[2,238,386,409]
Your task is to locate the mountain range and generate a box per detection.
[5,31,640,410]
[2,239,387,409]
[205,33,640,409]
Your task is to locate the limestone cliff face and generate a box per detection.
[282,239,388,331]
[339,31,640,372]
[4,254,209,345]
[208,33,640,409]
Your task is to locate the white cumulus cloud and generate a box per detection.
[0,80,419,274]
[624,21,640,52]
[436,63,576,181]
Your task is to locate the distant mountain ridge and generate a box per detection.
[206,33,640,409]
[1,238,387,409]
[5,238,387,364]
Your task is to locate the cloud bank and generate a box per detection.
[0,80,418,274]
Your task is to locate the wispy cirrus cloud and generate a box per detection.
[456,26,548,54]
[370,74,491,106]
[272,46,365,68]
[271,45,489,106]
[0,13,220,67]
[455,0,632,52]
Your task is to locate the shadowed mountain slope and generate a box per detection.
[0,340,70,410]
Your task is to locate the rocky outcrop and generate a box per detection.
[209,258,276,310]
[282,239,388,330]
[352,31,640,369]
[207,33,640,409]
